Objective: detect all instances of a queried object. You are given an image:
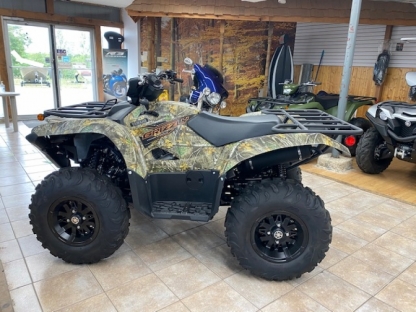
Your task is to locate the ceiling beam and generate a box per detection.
[126,10,416,26]
[0,8,123,28]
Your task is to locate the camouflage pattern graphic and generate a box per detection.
[32,101,350,178]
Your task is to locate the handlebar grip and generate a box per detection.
[174,78,184,83]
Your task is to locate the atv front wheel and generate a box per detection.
[225,179,331,281]
[29,168,130,264]
[356,127,393,174]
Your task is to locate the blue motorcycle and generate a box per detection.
[181,58,228,113]
[103,68,127,98]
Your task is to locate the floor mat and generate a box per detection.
[301,157,416,205]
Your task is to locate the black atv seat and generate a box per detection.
[187,112,280,147]
[315,94,340,110]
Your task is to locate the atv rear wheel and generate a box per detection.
[356,127,393,174]
[225,179,331,281]
[29,167,129,264]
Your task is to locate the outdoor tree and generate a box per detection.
[8,25,32,77]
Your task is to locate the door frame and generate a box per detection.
[2,18,98,118]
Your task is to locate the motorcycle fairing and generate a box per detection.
[190,64,228,103]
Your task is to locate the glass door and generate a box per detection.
[3,21,56,117]
[54,27,96,107]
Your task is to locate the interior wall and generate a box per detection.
[121,9,140,77]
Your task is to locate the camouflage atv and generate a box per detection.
[26,70,361,281]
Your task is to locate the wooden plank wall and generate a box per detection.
[294,65,416,118]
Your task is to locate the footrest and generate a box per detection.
[152,201,212,221]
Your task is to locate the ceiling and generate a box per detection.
[69,0,416,9]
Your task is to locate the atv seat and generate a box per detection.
[188,112,280,147]
[315,93,340,110]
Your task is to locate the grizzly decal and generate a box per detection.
[140,115,193,147]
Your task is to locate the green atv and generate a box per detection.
[247,81,375,155]
[26,70,362,281]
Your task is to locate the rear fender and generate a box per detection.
[30,118,148,177]
[220,132,350,173]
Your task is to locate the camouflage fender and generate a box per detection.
[218,133,351,174]
[32,118,148,177]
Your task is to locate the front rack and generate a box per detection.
[263,109,363,136]
[43,99,119,118]
[249,94,376,106]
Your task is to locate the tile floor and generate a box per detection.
[1,122,416,312]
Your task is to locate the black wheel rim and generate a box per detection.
[251,211,308,263]
[47,197,100,246]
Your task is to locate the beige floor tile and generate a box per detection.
[14,153,45,161]
[26,251,79,282]
[27,170,55,182]
[261,289,330,312]
[0,162,21,171]
[0,199,4,209]
[0,239,23,263]
[0,174,31,187]
[195,244,241,279]
[0,223,15,243]
[155,258,221,299]
[1,193,32,208]
[330,228,368,254]
[19,158,51,167]
[312,182,359,203]
[0,166,26,178]
[203,219,225,238]
[209,206,228,222]
[0,182,35,197]
[107,273,178,312]
[354,209,402,230]
[336,218,387,242]
[10,219,32,238]
[318,247,348,270]
[152,218,202,235]
[172,226,225,256]
[376,279,416,311]
[398,262,416,287]
[297,271,371,312]
[10,284,42,312]
[6,206,30,222]
[325,208,351,226]
[355,297,399,312]
[124,222,168,249]
[24,164,55,174]
[391,215,416,241]
[158,301,190,312]
[0,156,18,164]
[0,208,9,224]
[182,281,257,312]
[225,271,293,309]
[128,209,152,226]
[134,237,192,272]
[56,293,117,312]
[374,201,416,221]
[89,250,151,291]
[302,174,334,188]
[3,259,32,290]
[325,190,385,216]
[287,266,324,287]
[17,234,45,257]
[374,232,416,260]
[34,267,102,312]
[328,256,395,295]
[352,243,414,276]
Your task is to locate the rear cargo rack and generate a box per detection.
[263,109,363,136]
[43,99,119,118]
[249,94,376,106]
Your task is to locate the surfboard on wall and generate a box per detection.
[268,34,294,98]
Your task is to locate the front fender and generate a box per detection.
[31,118,148,177]
[220,132,350,173]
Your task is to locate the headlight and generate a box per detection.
[220,101,227,109]
[203,87,211,95]
[379,111,388,121]
[207,92,221,105]
[258,102,272,110]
